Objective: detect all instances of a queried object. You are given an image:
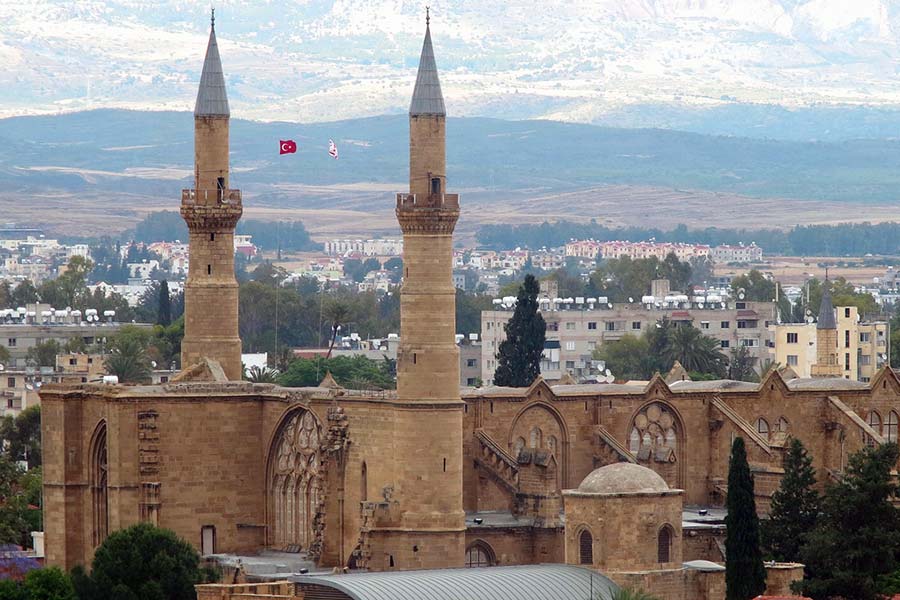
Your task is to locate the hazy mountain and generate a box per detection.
[2,109,900,206]
[2,1,900,137]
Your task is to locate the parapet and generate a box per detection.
[395,193,460,235]
[181,188,243,231]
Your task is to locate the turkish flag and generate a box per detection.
[279,140,297,154]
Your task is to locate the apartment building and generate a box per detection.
[710,244,763,264]
[0,304,150,368]
[770,306,889,382]
[481,299,777,384]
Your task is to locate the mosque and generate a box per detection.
[41,12,896,600]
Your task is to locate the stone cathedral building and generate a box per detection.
[41,13,900,600]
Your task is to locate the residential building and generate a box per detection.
[771,300,889,382]
[598,241,710,262]
[710,243,762,264]
[482,298,777,384]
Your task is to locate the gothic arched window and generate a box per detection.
[756,418,769,437]
[513,437,526,457]
[777,417,790,433]
[658,525,673,563]
[868,410,882,436]
[268,410,323,550]
[887,412,899,443]
[530,427,542,449]
[547,435,558,456]
[579,529,593,565]
[629,428,640,454]
[465,541,496,568]
[90,421,108,548]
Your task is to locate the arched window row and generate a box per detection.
[866,409,899,443]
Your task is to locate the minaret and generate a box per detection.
[386,11,465,568]
[180,10,243,380]
[811,278,840,378]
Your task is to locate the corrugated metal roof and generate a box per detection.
[409,21,446,116]
[295,564,618,600]
[194,18,230,117]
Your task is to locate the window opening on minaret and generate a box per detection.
[431,177,441,195]
[413,353,417,364]
[443,458,447,472]
[207,265,212,275]
[210,233,215,242]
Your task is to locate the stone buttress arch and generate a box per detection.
[508,400,571,488]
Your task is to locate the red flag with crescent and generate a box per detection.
[279,140,297,154]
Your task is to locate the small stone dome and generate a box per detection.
[577,462,669,494]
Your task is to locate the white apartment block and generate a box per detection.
[481,299,777,384]
[710,244,763,264]
[324,238,403,257]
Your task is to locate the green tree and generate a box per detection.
[799,443,900,600]
[245,365,278,383]
[0,406,41,470]
[0,580,27,600]
[23,567,76,600]
[87,522,204,600]
[725,437,766,600]
[0,456,33,547]
[664,326,727,377]
[761,438,818,562]
[0,346,10,367]
[731,270,775,302]
[727,346,757,382]
[10,281,39,307]
[593,335,653,381]
[157,280,171,326]
[278,355,395,390]
[323,299,352,358]
[456,290,493,336]
[493,275,546,387]
[104,326,153,384]
[25,340,60,369]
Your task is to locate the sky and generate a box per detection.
[1,0,899,122]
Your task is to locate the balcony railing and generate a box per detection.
[182,189,242,205]
[396,193,459,210]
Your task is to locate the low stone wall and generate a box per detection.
[195,582,301,600]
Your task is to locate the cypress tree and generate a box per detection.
[725,437,766,600]
[800,443,900,600]
[493,274,546,387]
[761,437,819,562]
[158,280,172,326]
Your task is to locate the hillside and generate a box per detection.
[2,109,899,240]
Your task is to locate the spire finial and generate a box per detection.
[211,6,215,28]
[426,6,430,26]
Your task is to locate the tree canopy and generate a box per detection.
[761,437,819,563]
[493,275,546,387]
[725,437,766,600]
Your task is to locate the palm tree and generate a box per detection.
[664,325,727,378]
[323,299,352,359]
[104,336,152,383]
[246,365,279,383]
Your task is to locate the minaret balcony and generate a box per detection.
[182,188,242,206]
[396,193,459,210]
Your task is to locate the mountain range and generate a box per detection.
[2,1,900,137]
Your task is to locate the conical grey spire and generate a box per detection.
[409,14,445,116]
[817,280,836,330]
[194,11,230,117]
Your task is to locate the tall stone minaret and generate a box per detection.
[180,10,243,380]
[811,278,840,378]
[386,11,465,568]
